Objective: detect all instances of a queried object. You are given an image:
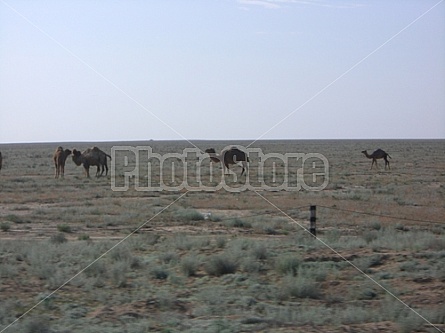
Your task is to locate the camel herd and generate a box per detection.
[0,146,392,178]
[52,146,112,178]
[52,146,248,179]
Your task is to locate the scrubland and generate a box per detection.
[0,140,444,332]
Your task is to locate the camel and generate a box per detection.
[53,146,72,178]
[72,147,111,178]
[205,147,249,176]
[362,149,391,170]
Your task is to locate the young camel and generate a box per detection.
[205,147,249,175]
[361,149,391,170]
[72,147,111,178]
[53,146,72,178]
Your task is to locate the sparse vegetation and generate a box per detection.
[0,222,11,232]
[57,224,72,233]
[0,140,444,332]
[204,253,239,276]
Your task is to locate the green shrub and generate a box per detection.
[263,226,278,235]
[175,209,204,221]
[150,266,169,280]
[204,254,238,276]
[363,230,379,243]
[159,251,179,264]
[22,316,51,333]
[78,234,90,241]
[279,275,321,300]
[111,261,129,287]
[6,214,24,224]
[50,233,67,244]
[57,224,72,233]
[368,220,382,231]
[241,257,262,273]
[172,234,195,251]
[215,236,227,249]
[251,243,268,260]
[1,222,11,232]
[226,218,252,229]
[353,254,384,273]
[84,261,107,278]
[180,256,200,277]
[275,255,301,276]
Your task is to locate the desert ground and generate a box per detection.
[0,139,444,333]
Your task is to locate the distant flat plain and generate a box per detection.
[0,140,444,332]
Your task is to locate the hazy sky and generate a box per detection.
[1,0,444,143]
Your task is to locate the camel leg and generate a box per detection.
[100,164,107,176]
[223,163,229,175]
[241,161,248,176]
[84,166,90,178]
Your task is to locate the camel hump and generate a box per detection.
[226,147,244,154]
[374,148,388,155]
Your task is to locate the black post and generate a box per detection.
[310,205,316,236]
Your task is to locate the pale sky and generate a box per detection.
[1,0,444,143]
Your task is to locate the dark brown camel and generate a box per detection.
[53,146,72,178]
[362,149,391,170]
[205,147,249,175]
[72,147,111,178]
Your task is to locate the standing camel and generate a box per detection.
[205,147,249,175]
[72,147,111,178]
[53,147,72,178]
[361,149,391,170]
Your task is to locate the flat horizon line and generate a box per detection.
[1,137,444,146]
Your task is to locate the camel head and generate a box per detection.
[205,148,221,163]
[64,149,72,157]
[72,149,83,166]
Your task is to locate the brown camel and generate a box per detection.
[53,146,72,178]
[205,147,249,175]
[362,149,391,170]
[72,147,111,178]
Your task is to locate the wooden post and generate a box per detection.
[310,205,316,236]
